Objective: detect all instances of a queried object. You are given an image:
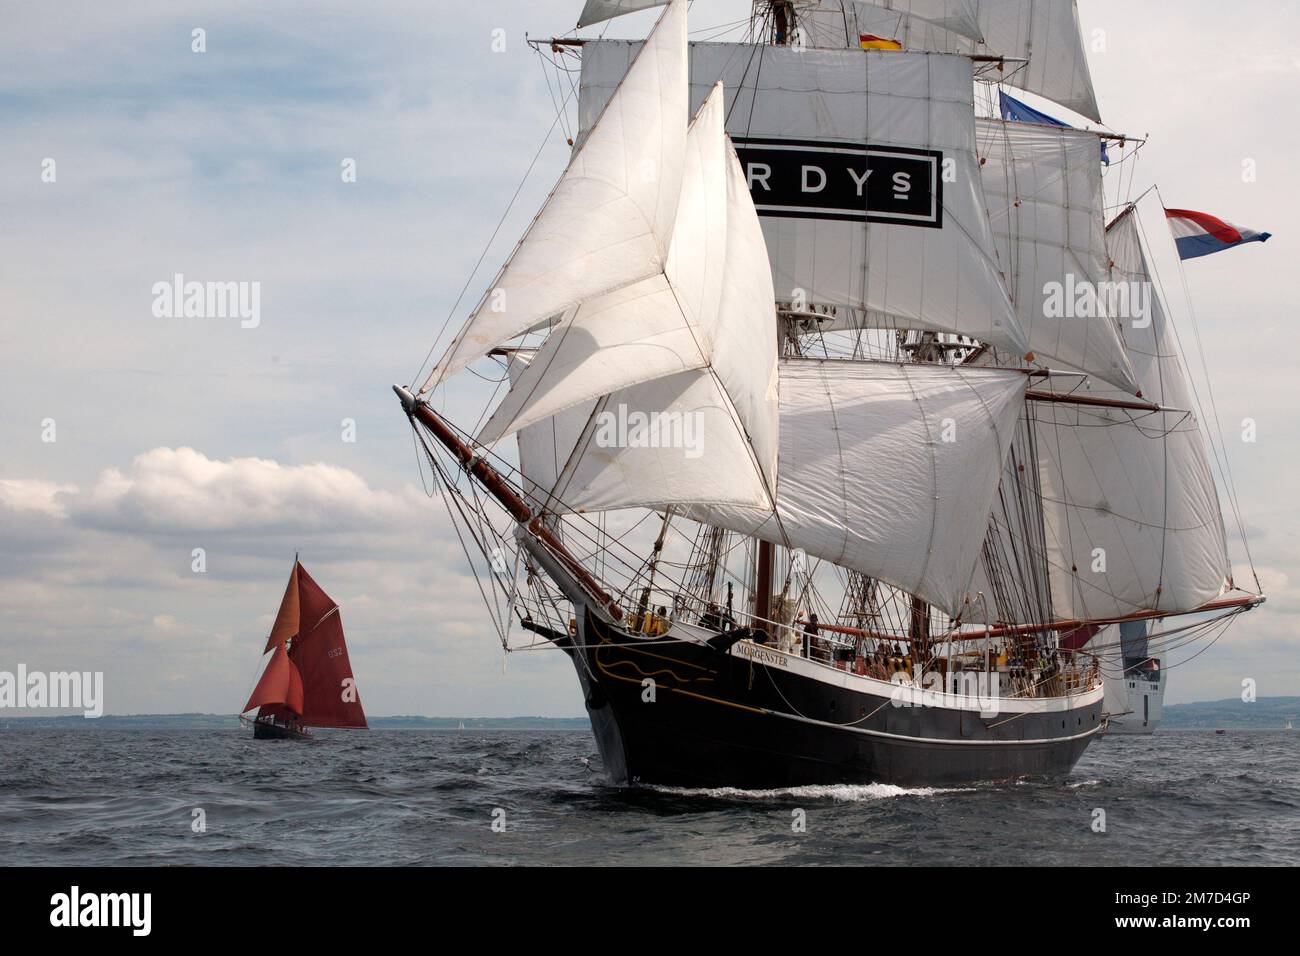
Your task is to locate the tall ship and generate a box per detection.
[396,0,1265,786]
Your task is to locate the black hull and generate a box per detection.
[248,718,311,741]
[566,609,1104,789]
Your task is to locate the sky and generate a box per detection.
[1,0,1297,717]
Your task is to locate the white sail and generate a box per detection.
[578,41,1029,356]
[577,0,664,28]
[977,118,1138,392]
[686,360,1028,617]
[974,200,1230,623]
[585,0,983,42]
[545,367,776,513]
[1032,206,1229,619]
[479,84,780,500]
[975,0,1101,123]
[502,351,771,514]
[502,350,596,505]
[428,0,688,383]
[806,0,1102,123]
[801,0,985,47]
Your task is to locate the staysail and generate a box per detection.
[242,642,304,717]
[429,0,688,382]
[577,39,1029,356]
[478,81,778,493]
[973,198,1230,622]
[1033,203,1229,620]
[481,84,779,510]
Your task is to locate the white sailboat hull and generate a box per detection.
[1103,671,1165,735]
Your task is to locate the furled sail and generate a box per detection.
[974,200,1230,622]
[977,118,1138,392]
[577,40,1028,356]
[695,360,1027,617]
[804,0,1102,123]
[481,83,780,508]
[428,0,688,383]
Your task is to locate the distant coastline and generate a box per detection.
[0,713,591,730]
[2,697,1297,730]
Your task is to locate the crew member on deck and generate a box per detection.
[700,602,723,632]
[653,606,670,636]
[802,613,819,658]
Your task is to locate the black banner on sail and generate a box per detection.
[732,138,943,229]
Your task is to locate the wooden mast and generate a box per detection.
[395,386,623,622]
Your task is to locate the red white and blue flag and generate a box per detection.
[1165,208,1272,261]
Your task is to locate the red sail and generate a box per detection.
[264,564,301,653]
[248,559,366,729]
[295,563,338,638]
[243,643,305,715]
[290,610,368,728]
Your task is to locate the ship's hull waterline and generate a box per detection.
[557,609,1105,789]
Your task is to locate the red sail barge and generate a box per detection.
[241,559,368,740]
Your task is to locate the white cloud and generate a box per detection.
[70,446,423,534]
[0,479,77,518]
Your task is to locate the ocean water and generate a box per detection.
[1,728,1296,866]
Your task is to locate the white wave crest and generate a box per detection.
[646,782,968,802]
